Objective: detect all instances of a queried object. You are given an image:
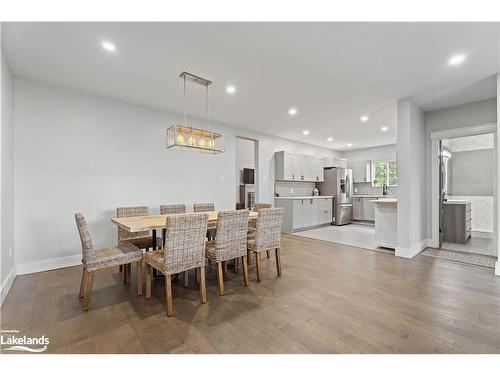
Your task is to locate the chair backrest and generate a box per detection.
[163,213,209,273]
[255,208,284,250]
[75,213,96,264]
[116,206,149,242]
[193,203,215,212]
[160,204,186,215]
[254,203,272,212]
[213,210,249,261]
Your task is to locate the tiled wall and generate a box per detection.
[353,182,398,196]
[449,195,493,234]
[275,180,316,197]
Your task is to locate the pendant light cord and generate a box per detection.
[183,74,187,128]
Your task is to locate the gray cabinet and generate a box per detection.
[353,197,376,221]
[353,197,363,220]
[349,160,372,183]
[292,199,303,230]
[275,151,324,182]
[443,202,471,244]
[276,197,332,233]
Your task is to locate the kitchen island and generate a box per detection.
[372,198,397,249]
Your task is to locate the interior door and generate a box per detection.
[439,140,445,248]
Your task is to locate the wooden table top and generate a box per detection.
[111,210,258,233]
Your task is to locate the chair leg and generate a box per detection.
[196,267,200,284]
[127,263,132,284]
[266,250,271,258]
[275,248,282,277]
[81,271,94,311]
[242,255,249,287]
[222,261,228,277]
[79,268,87,298]
[199,266,207,304]
[145,264,152,299]
[216,262,224,296]
[119,265,123,272]
[183,270,189,288]
[137,261,143,296]
[255,252,262,282]
[165,275,173,316]
[123,263,128,284]
[247,250,252,265]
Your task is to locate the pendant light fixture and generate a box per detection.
[166,72,225,153]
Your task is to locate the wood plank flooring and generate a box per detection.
[1,234,499,354]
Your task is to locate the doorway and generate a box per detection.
[235,136,258,210]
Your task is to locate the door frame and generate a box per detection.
[235,135,260,203]
[430,122,497,249]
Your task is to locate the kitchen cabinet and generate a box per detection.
[353,197,363,221]
[349,160,372,183]
[443,201,471,244]
[323,157,347,169]
[352,197,376,221]
[275,151,324,182]
[275,197,333,233]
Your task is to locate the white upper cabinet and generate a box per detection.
[323,157,347,169]
[349,160,372,183]
[275,151,324,182]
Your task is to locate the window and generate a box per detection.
[372,161,397,187]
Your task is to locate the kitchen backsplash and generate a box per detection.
[275,181,316,197]
[353,182,398,196]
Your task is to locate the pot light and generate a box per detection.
[226,85,236,94]
[381,126,388,132]
[360,116,369,122]
[288,108,298,116]
[347,143,353,147]
[302,130,310,135]
[101,41,116,52]
[327,137,333,142]
[448,54,466,66]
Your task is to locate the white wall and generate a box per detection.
[425,98,497,241]
[396,98,426,258]
[1,40,16,303]
[497,74,500,276]
[341,144,396,162]
[14,79,340,273]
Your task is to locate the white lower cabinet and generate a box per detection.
[353,197,376,221]
[276,197,333,233]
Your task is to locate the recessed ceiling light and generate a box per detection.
[448,54,466,66]
[288,108,298,116]
[302,130,310,135]
[226,85,236,94]
[347,143,353,147]
[381,126,389,132]
[360,116,369,122]
[327,137,333,142]
[101,41,116,52]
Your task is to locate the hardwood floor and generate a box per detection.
[1,234,500,354]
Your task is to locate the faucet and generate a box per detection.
[382,184,388,196]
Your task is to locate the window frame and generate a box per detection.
[371,160,398,187]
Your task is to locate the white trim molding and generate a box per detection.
[396,239,427,259]
[0,266,17,306]
[496,261,500,276]
[16,254,81,275]
[430,122,497,140]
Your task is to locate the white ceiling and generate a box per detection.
[3,22,499,150]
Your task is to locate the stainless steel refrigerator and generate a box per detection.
[318,167,353,225]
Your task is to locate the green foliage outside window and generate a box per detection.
[372,161,398,187]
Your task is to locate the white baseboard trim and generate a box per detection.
[425,238,439,249]
[0,266,17,306]
[395,239,427,259]
[16,254,81,275]
[495,261,500,276]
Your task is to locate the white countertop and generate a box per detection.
[274,196,333,200]
[372,198,398,203]
[352,194,397,198]
[443,200,470,205]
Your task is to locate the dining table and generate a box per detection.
[111,210,259,251]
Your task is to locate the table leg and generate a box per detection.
[151,229,161,278]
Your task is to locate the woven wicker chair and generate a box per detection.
[144,213,209,316]
[205,210,250,295]
[117,206,162,250]
[247,208,284,282]
[75,213,143,311]
[159,204,186,248]
[194,203,216,240]
[248,203,272,258]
